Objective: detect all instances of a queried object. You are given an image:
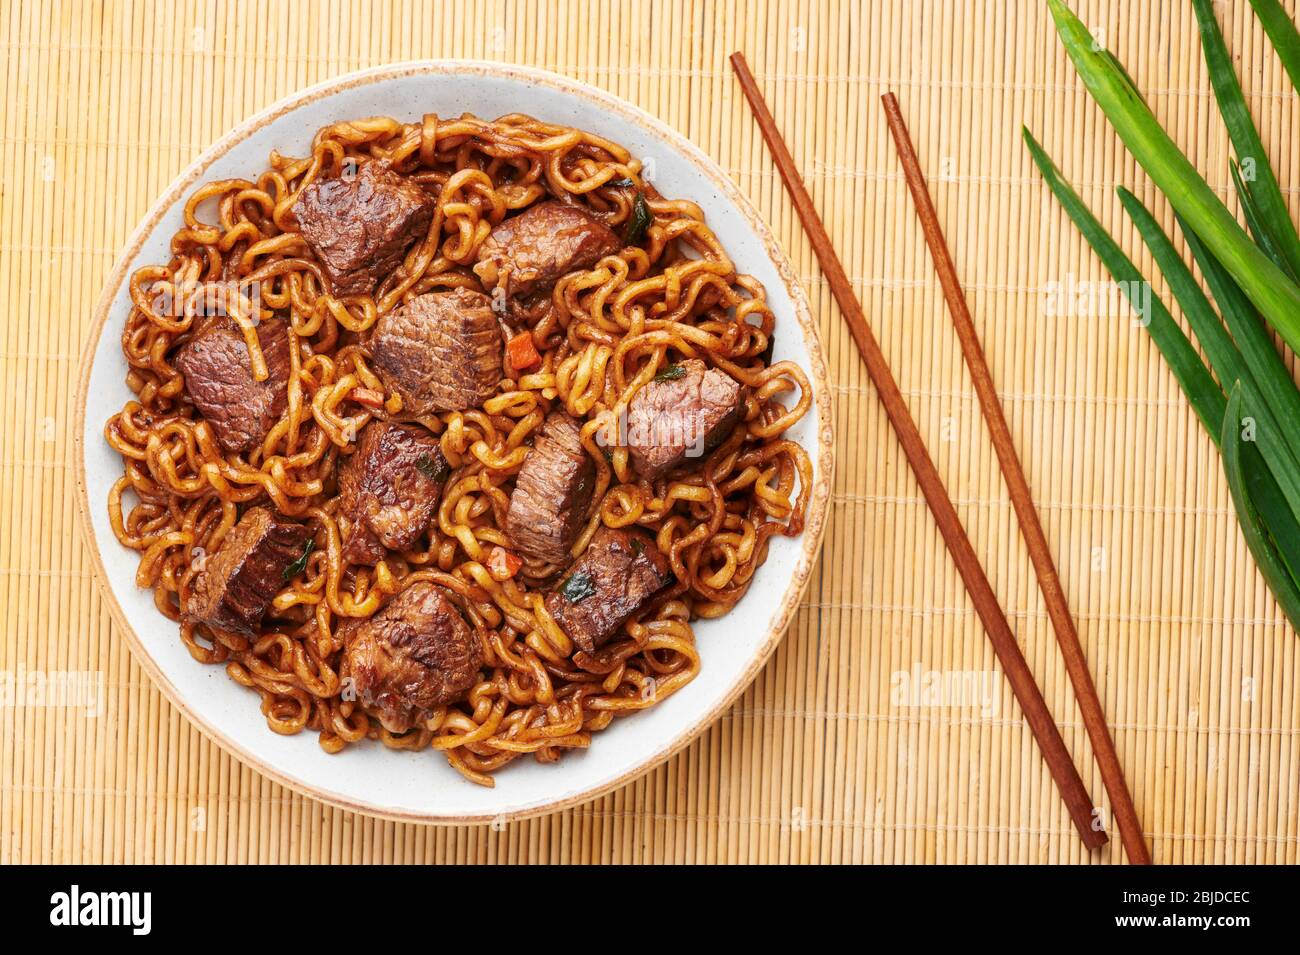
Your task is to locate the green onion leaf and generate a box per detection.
[1119,187,1300,528]
[415,452,449,482]
[1116,187,1245,395]
[1221,385,1300,630]
[1178,215,1300,468]
[1037,0,1300,633]
[1247,0,1300,99]
[1243,444,1300,596]
[1229,160,1296,280]
[1192,0,1300,279]
[558,570,597,603]
[1023,128,1225,434]
[282,539,315,582]
[625,192,653,245]
[1044,0,1300,358]
[654,363,686,382]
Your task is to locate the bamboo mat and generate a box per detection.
[2,0,1298,864]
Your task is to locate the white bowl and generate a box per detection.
[75,61,834,823]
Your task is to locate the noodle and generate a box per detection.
[104,111,812,786]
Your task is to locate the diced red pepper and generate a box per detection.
[506,331,541,371]
[487,545,523,579]
[350,387,386,410]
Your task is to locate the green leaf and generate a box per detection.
[1221,385,1300,630]
[1178,216,1300,468]
[653,363,686,382]
[1044,0,1300,358]
[282,538,315,582]
[1116,187,1246,392]
[1118,188,1300,530]
[1192,0,1300,279]
[415,451,449,482]
[1243,444,1300,590]
[1229,160,1296,280]
[624,192,653,245]
[1237,379,1300,531]
[1247,0,1300,98]
[558,570,597,603]
[1023,128,1225,435]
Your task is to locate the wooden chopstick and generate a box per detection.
[727,52,1108,852]
[880,92,1151,865]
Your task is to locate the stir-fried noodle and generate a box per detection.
[105,112,811,785]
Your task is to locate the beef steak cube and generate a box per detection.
[506,410,595,565]
[625,359,745,480]
[294,161,435,297]
[184,506,313,637]
[369,288,503,415]
[338,421,449,565]
[342,581,484,732]
[473,200,620,298]
[174,318,292,455]
[543,526,672,654]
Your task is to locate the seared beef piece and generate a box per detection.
[473,200,620,299]
[369,289,503,416]
[505,410,595,565]
[293,161,435,297]
[342,581,484,733]
[184,506,312,637]
[625,359,746,480]
[543,526,672,654]
[175,318,292,455]
[337,421,448,565]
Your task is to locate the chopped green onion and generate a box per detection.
[282,539,315,582]
[558,570,597,603]
[625,193,652,245]
[654,363,686,382]
[415,452,449,482]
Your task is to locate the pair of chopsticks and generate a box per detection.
[729,53,1150,864]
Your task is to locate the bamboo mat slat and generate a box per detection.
[1,0,1297,864]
